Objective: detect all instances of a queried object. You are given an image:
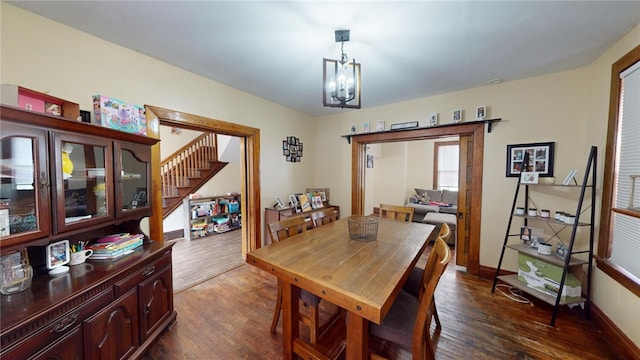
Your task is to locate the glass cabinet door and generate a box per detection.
[0,124,51,248]
[115,142,151,218]
[52,132,113,233]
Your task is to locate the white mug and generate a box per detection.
[69,249,94,266]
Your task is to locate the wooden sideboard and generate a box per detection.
[264,204,340,245]
[1,242,176,360]
[0,105,176,359]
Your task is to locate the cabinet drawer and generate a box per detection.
[114,252,172,297]
[29,325,83,360]
[1,289,113,360]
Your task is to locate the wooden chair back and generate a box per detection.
[268,216,307,243]
[418,223,450,300]
[310,208,337,228]
[413,236,451,359]
[379,203,415,222]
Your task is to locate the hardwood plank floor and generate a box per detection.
[145,245,621,359]
[170,229,244,293]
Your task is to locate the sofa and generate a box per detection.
[405,188,458,223]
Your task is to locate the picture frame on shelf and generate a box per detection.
[274,196,285,209]
[350,124,356,134]
[362,122,370,133]
[298,194,311,212]
[305,188,330,203]
[506,142,555,177]
[131,187,147,208]
[453,109,462,123]
[429,112,438,126]
[520,172,539,184]
[562,169,578,185]
[319,191,327,201]
[476,105,486,120]
[288,194,298,207]
[376,120,385,132]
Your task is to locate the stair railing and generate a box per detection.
[161,132,218,198]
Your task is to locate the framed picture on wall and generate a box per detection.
[506,142,555,177]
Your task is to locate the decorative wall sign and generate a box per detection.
[389,121,419,130]
[283,136,303,162]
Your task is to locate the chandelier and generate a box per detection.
[323,30,361,109]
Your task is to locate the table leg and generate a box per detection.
[346,311,368,360]
[282,281,300,360]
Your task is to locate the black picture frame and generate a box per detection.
[506,142,555,177]
[131,187,147,208]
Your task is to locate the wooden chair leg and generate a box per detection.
[270,280,283,333]
[432,297,441,329]
[308,304,319,344]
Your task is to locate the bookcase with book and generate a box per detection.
[183,194,241,240]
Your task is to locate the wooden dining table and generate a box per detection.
[246,216,435,360]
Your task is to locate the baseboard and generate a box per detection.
[590,302,640,360]
[481,264,640,359]
[163,229,184,241]
[478,264,514,280]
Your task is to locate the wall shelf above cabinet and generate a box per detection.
[340,118,502,144]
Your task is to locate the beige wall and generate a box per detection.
[2,2,638,347]
[314,24,640,346]
[1,3,316,244]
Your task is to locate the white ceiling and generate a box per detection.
[8,1,640,117]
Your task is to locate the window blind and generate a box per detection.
[610,60,640,279]
[437,144,459,191]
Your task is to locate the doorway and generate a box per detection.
[349,122,485,274]
[145,105,262,258]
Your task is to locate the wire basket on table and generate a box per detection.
[348,216,379,242]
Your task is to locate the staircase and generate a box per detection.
[161,132,227,218]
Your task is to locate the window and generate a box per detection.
[597,45,640,297]
[434,141,459,191]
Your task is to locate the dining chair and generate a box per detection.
[369,236,452,360]
[267,216,322,344]
[379,203,415,222]
[403,223,451,328]
[309,207,337,228]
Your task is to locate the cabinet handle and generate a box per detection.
[51,312,78,333]
[144,304,150,314]
[40,171,49,199]
[143,265,155,277]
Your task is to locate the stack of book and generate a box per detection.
[88,233,144,260]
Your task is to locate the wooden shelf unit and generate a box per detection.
[184,195,241,240]
[491,146,597,326]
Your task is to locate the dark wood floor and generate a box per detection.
[144,244,620,359]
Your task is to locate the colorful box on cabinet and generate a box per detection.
[517,253,582,302]
[1,84,80,120]
[92,95,147,136]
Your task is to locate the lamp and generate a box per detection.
[323,30,361,109]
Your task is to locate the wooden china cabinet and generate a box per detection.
[0,105,176,360]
